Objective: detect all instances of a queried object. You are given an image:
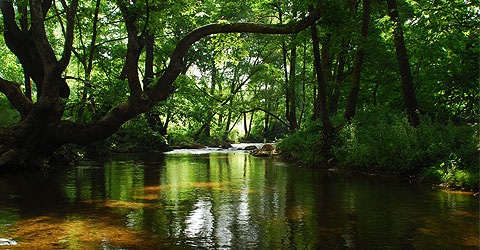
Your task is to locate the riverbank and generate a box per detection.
[276,114,479,192]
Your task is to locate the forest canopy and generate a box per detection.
[0,0,478,175]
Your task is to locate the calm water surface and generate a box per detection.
[0,150,478,249]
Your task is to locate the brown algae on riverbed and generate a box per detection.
[0,214,159,249]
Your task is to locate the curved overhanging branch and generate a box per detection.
[147,8,321,103]
[56,8,321,145]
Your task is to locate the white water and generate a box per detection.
[164,143,274,154]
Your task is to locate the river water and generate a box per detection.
[0,147,478,249]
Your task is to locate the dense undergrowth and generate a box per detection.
[278,110,479,190]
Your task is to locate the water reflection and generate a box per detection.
[0,152,478,249]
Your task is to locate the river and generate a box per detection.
[0,146,478,249]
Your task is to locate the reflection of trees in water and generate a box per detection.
[1,153,478,249]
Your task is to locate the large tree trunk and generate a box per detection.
[344,0,371,121]
[386,0,420,126]
[0,0,321,169]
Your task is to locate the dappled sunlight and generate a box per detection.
[454,210,478,218]
[287,205,310,221]
[131,194,162,200]
[417,227,436,236]
[198,155,230,159]
[138,182,234,191]
[141,184,171,192]
[415,215,479,248]
[183,181,233,188]
[437,189,475,195]
[211,187,262,194]
[0,214,159,249]
[81,199,159,209]
[461,235,480,248]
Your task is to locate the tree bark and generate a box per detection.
[386,0,419,126]
[287,38,298,132]
[77,0,102,122]
[310,20,333,135]
[344,0,371,121]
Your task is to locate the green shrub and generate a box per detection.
[0,95,20,127]
[110,115,169,152]
[332,109,478,189]
[167,128,195,146]
[277,121,325,166]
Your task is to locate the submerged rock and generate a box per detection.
[220,143,232,149]
[250,144,278,157]
[244,145,258,150]
[171,143,206,149]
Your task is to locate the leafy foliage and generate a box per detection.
[332,109,478,188]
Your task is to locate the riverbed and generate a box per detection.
[0,148,478,249]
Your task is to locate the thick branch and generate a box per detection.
[30,0,57,67]
[116,0,146,97]
[86,0,102,75]
[242,108,290,128]
[0,78,33,118]
[58,0,79,72]
[46,99,147,145]
[148,8,321,103]
[0,0,22,36]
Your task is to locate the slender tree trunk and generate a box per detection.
[312,69,320,120]
[311,20,333,134]
[224,100,232,141]
[329,46,346,115]
[386,0,419,126]
[287,37,298,132]
[205,59,217,138]
[243,113,248,138]
[344,0,371,121]
[298,42,307,125]
[247,111,254,138]
[321,33,332,87]
[278,9,297,132]
[264,81,270,139]
[77,0,101,122]
[329,0,357,115]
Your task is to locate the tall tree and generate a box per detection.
[310,12,333,136]
[344,0,371,121]
[386,0,419,126]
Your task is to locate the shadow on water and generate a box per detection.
[0,150,478,249]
